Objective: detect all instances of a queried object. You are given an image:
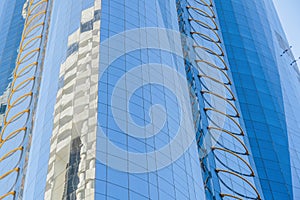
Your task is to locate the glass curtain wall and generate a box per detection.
[95,0,205,199]
[22,0,205,200]
[214,0,300,199]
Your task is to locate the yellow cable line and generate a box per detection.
[186,1,261,199]
[0,1,48,199]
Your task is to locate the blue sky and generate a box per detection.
[273,0,300,60]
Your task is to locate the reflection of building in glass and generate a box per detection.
[0,0,300,200]
[45,4,100,199]
[62,137,82,200]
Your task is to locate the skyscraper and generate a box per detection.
[214,1,300,199]
[0,0,299,200]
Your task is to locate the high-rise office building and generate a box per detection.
[0,0,299,200]
[214,1,300,199]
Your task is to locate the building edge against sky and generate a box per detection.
[0,0,299,200]
[214,0,300,199]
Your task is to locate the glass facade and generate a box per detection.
[0,0,51,199]
[214,0,300,199]
[0,0,299,200]
[0,0,26,98]
[0,0,27,199]
[96,1,205,199]
[176,0,263,199]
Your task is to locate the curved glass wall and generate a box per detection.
[263,1,300,198]
[214,0,300,199]
[176,0,263,199]
[21,0,205,199]
[95,0,205,199]
[2,0,298,199]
